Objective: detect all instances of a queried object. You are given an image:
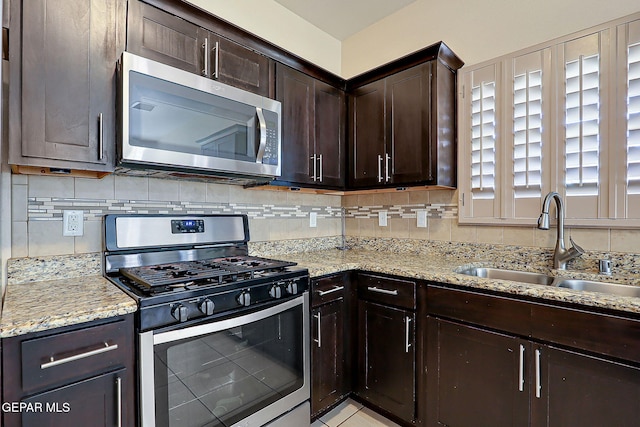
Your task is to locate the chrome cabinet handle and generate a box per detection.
[317,285,344,297]
[518,344,525,392]
[367,286,398,296]
[385,153,391,182]
[318,154,323,182]
[116,376,123,427]
[212,41,220,80]
[377,154,383,182]
[41,342,118,369]
[202,37,209,77]
[255,108,267,163]
[405,316,412,353]
[535,348,542,398]
[311,154,317,181]
[98,113,104,160]
[313,312,321,348]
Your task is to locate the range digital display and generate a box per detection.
[171,219,205,234]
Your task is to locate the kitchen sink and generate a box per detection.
[457,267,555,285]
[458,266,640,298]
[553,279,640,298]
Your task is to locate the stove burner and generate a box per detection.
[119,256,296,293]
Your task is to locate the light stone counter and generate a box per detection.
[1,254,137,338]
[273,248,640,316]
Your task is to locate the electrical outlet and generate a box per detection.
[309,212,317,228]
[378,211,388,227]
[63,210,84,237]
[417,210,428,228]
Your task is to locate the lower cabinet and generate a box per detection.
[2,314,135,427]
[310,273,351,418]
[355,273,417,424]
[427,298,640,427]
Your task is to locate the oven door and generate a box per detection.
[139,293,309,427]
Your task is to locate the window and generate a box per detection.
[459,12,640,227]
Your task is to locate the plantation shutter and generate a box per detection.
[561,32,608,219]
[460,64,502,219]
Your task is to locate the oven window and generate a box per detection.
[153,304,304,427]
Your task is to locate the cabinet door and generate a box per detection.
[349,80,386,188]
[126,0,202,74]
[426,317,529,427]
[276,64,314,184]
[211,35,272,97]
[12,0,123,169]
[357,300,415,422]
[386,63,432,185]
[531,345,640,427]
[314,81,346,188]
[311,299,347,417]
[22,368,130,427]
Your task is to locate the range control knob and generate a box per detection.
[285,281,298,295]
[269,285,282,299]
[171,304,188,322]
[237,291,251,307]
[198,298,215,316]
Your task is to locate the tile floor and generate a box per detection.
[311,399,401,427]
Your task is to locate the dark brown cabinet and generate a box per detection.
[2,315,135,427]
[276,64,345,188]
[310,273,351,418]
[355,273,417,424]
[426,285,640,427]
[8,0,125,175]
[348,43,462,189]
[127,0,272,97]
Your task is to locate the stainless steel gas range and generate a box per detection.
[103,214,310,427]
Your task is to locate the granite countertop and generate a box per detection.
[1,254,137,338]
[3,244,640,339]
[274,249,640,315]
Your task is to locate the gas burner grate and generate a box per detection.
[119,256,296,291]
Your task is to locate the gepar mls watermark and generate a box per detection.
[2,402,71,413]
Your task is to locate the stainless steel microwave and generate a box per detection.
[119,52,281,181]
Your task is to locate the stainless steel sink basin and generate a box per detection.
[553,279,640,298]
[457,267,555,285]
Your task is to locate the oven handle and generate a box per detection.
[153,293,306,345]
[255,107,267,164]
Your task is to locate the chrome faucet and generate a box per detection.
[537,192,584,270]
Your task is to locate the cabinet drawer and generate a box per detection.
[426,285,531,337]
[358,273,415,310]
[312,273,347,306]
[21,317,132,393]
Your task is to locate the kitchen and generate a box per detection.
[2,0,640,426]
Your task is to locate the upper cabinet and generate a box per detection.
[275,64,346,188]
[126,0,273,97]
[8,0,125,176]
[348,43,463,190]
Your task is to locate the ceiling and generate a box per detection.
[274,0,418,40]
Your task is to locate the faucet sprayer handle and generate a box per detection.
[569,236,585,254]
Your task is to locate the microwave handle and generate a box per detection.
[255,108,267,163]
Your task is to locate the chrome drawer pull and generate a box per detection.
[41,342,118,369]
[317,286,344,297]
[367,286,398,296]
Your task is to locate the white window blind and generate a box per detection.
[471,81,496,199]
[513,70,543,198]
[627,42,640,194]
[565,53,601,196]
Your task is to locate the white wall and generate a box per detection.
[341,0,640,77]
[185,0,342,75]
